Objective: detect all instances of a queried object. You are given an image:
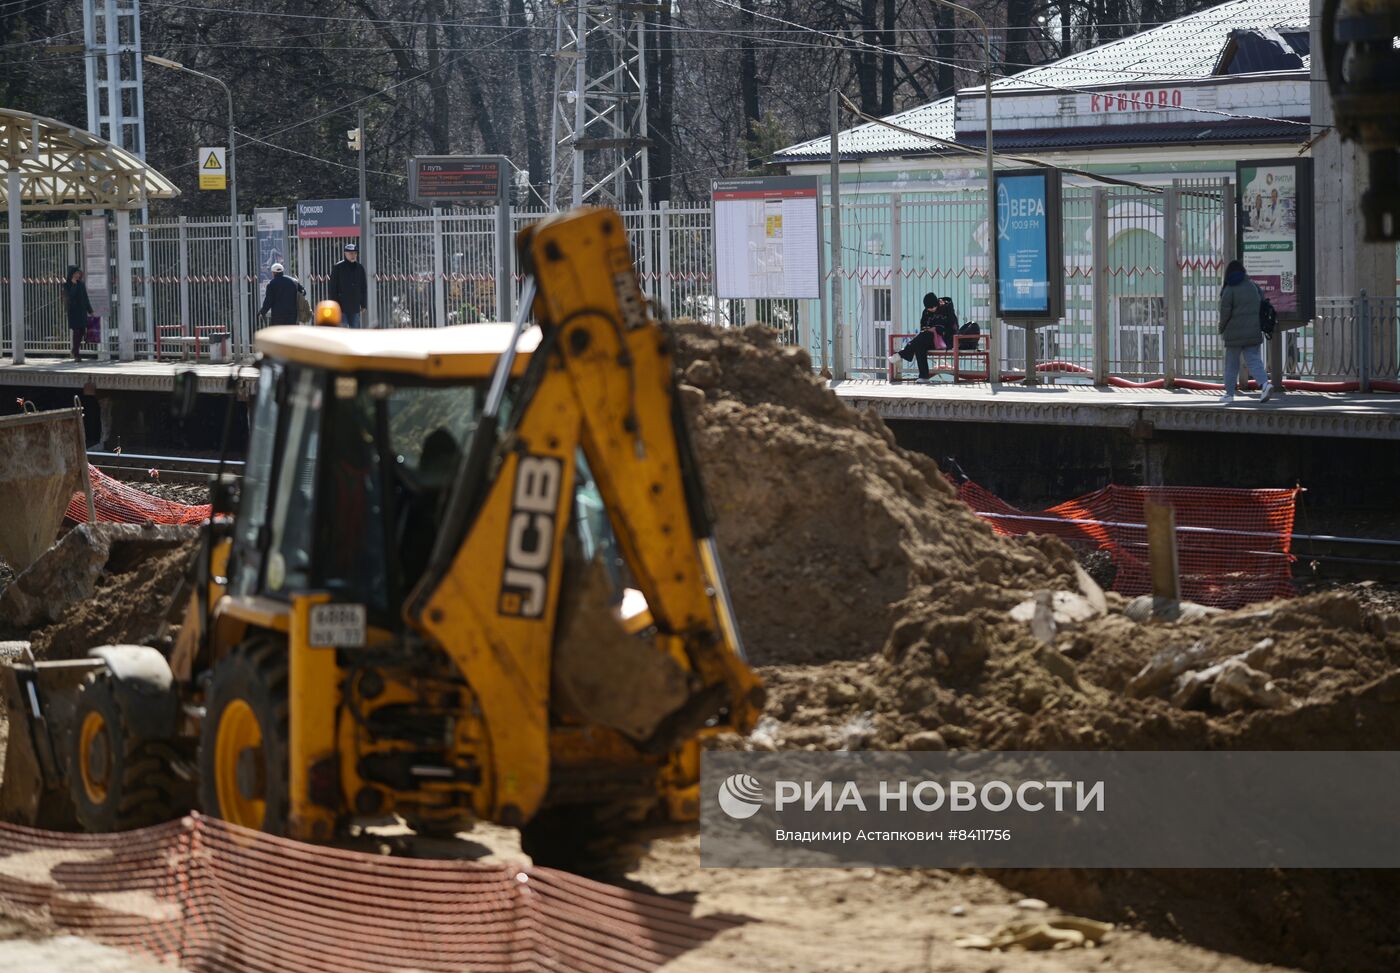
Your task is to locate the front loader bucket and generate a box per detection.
[0,646,85,828]
[0,405,93,572]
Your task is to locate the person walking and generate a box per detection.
[258,263,306,326]
[888,292,943,383]
[63,266,92,361]
[1217,259,1274,404]
[328,242,369,328]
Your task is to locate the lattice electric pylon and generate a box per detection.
[548,0,654,212]
[85,0,154,356]
[84,0,147,158]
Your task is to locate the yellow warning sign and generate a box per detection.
[199,146,227,190]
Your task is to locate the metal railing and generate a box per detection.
[1,195,1396,393]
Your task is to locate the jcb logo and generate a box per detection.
[499,454,562,618]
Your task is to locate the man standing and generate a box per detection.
[328,242,370,328]
[258,263,305,326]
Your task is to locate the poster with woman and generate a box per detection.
[1236,159,1313,320]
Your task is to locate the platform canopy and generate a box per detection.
[0,108,178,211]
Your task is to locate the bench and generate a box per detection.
[156,325,232,362]
[887,331,990,382]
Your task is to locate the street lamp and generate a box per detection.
[926,0,998,381]
[144,54,247,352]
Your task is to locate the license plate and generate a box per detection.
[308,603,366,648]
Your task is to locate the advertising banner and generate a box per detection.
[1236,159,1313,321]
[80,214,110,319]
[712,176,822,300]
[993,168,1064,320]
[254,208,289,305]
[297,198,362,239]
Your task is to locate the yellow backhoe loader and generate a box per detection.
[1,206,763,869]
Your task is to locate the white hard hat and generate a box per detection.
[271,262,284,273]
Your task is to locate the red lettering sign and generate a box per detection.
[1088,88,1184,112]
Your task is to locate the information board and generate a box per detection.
[255,208,289,304]
[409,156,506,205]
[712,176,821,300]
[297,198,362,239]
[80,215,110,319]
[1236,158,1313,321]
[993,168,1064,320]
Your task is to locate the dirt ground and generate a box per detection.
[1,324,1398,971]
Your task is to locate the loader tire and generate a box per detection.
[69,673,193,833]
[198,641,290,835]
[519,805,647,877]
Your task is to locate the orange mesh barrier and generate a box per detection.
[66,466,212,525]
[957,481,1300,608]
[0,814,735,972]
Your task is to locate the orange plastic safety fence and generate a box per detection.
[0,815,735,972]
[957,481,1299,609]
[65,466,212,526]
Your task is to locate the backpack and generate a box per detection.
[956,320,980,350]
[1258,295,1277,339]
[295,282,312,325]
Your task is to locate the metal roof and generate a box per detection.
[957,119,1306,151]
[773,0,1308,163]
[254,323,540,378]
[0,108,179,210]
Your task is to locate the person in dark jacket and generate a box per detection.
[327,242,369,328]
[1217,259,1274,404]
[63,266,93,360]
[888,292,943,383]
[259,263,306,326]
[930,296,959,350]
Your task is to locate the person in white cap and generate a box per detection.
[258,262,306,326]
[328,241,370,328]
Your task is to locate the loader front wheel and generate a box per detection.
[199,642,289,835]
[69,674,193,832]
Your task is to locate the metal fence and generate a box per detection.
[1,194,1396,391]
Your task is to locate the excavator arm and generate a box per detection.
[408,207,762,825]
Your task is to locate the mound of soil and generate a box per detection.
[673,322,1074,666]
[28,541,196,661]
[673,323,1400,973]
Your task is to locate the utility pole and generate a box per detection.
[828,90,843,381]
[349,109,371,326]
[357,107,367,243]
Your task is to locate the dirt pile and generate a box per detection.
[671,323,1400,754]
[0,526,197,660]
[673,323,1400,973]
[673,322,1075,666]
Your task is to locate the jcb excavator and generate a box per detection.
[1,206,763,868]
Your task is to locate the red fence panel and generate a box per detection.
[957,481,1299,608]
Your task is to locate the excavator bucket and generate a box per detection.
[0,403,94,572]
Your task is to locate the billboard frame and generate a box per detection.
[992,166,1065,323]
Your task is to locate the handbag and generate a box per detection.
[84,315,101,344]
[296,289,312,325]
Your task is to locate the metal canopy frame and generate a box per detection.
[0,108,177,212]
[1,107,178,365]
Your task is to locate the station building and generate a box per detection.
[769,0,1373,377]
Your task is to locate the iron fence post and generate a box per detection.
[1091,188,1109,384]
[1163,181,1181,388]
[657,199,670,315]
[1358,289,1371,392]
[431,207,446,328]
[177,216,190,347]
[891,193,903,339]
